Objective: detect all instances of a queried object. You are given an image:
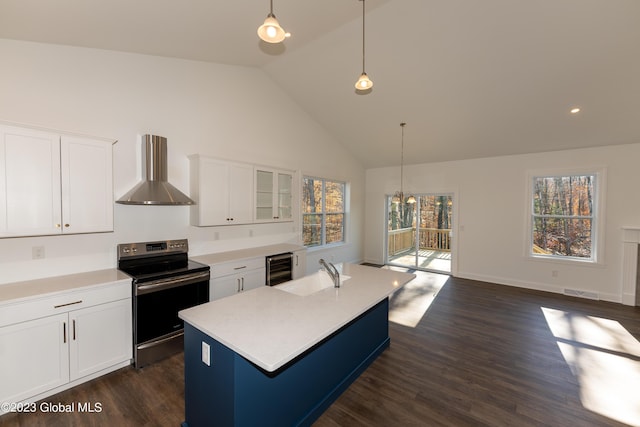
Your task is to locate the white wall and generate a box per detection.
[0,39,365,284]
[365,143,640,303]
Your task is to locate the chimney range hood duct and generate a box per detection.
[116,135,195,205]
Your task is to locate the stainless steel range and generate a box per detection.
[117,239,210,368]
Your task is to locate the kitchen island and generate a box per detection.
[178,263,415,427]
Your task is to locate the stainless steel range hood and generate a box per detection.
[116,135,195,205]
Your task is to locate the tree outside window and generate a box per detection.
[302,177,345,247]
[531,174,596,260]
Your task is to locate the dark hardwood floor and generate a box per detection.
[2,273,639,426]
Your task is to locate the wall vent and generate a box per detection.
[563,288,599,300]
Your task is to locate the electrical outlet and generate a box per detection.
[32,246,45,259]
[202,341,210,366]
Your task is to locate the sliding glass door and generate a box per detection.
[386,193,453,273]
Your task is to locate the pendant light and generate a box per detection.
[392,123,416,204]
[355,0,373,90]
[258,0,287,43]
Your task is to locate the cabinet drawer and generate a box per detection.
[0,280,131,328]
[210,257,265,278]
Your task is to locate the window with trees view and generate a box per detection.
[302,177,345,247]
[530,173,599,261]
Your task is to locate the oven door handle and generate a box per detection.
[136,271,210,295]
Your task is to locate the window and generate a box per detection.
[302,177,345,247]
[529,171,602,262]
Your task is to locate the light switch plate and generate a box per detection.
[202,341,210,366]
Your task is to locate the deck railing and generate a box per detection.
[388,228,451,256]
[388,227,414,256]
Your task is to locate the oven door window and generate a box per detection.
[135,280,208,344]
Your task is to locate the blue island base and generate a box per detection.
[182,298,390,427]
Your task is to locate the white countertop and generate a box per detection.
[179,263,415,372]
[0,269,129,305]
[191,243,304,265]
[0,244,303,305]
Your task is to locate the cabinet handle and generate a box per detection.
[64,224,70,228]
[241,277,244,291]
[72,319,76,341]
[56,224,61,228]
[54,300,83,309]
[63,322,67,344]
[237,278,241,293]
[234,266,247,270]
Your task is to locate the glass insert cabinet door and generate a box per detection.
[255,168,293,222]
[255,169,274,221]
[278,173,292,220]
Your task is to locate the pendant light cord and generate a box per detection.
[400,122,406,196]
[361,0,366,73]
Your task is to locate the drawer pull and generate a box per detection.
[233,266,247,270]
[54,300,83,309]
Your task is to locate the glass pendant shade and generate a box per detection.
[258,14,286,43]
[392,192,416,205]
[355,72,373,90]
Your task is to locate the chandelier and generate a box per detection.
[392,123,416,204]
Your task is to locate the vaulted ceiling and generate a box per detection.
[1,0,639,168]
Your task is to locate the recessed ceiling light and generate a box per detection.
[570,107,581,114]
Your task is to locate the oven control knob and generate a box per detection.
[122,247,130,253]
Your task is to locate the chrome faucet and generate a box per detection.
[319,259,340,288]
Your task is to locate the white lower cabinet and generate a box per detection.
[69,299,131,380]
[210,257,266,301]
[210,269,265,300]
[0,281,132,412]
[292,249,307,279]
[0,313,70,404]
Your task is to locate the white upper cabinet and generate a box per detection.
[189,156,296,227]
[189,155,254,226]
[61,135,114,234]
[0,124,114,238]
[255,167,293,223]
[0,126,60,236]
